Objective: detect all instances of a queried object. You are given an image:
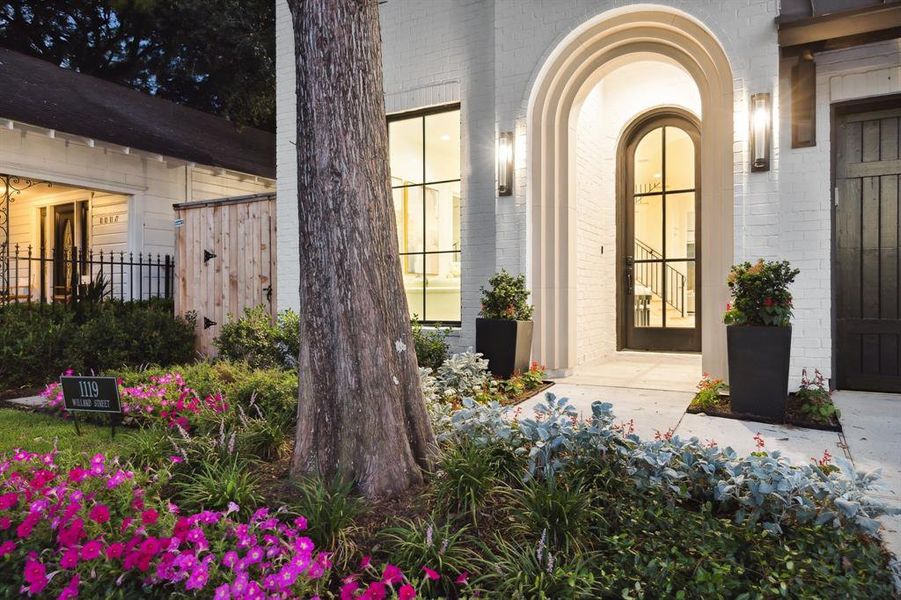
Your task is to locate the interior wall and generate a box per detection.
[571,58,701,365]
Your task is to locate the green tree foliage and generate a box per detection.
[0,0,274,130]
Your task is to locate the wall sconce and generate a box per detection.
[497,131,514,196]
[750,92,771,172]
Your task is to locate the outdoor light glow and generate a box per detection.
[750,92,771,172]
[497,131,514,196]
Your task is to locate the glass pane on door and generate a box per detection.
[630,123,697,331]
[663,261,695,328]
[633,260,663,328]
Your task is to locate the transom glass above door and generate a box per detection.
[622,111,701,352]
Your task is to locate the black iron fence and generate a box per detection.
[1,244,174,305]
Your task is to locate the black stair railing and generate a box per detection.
[633,239,685,317]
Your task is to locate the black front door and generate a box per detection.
[835,103,901,391]
[53,204,75,299]
[621,111,701,352]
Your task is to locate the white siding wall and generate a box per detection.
[0,124,274,261]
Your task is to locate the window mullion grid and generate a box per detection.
[421,116,427,321]
[661,126,667,328]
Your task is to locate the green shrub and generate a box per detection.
[67,299,196,373]
[110,361,298,426]
[0,303,76,389]
[479,269,534,320]
[723,259,799,326]
[172,455,262,516]
[236,413,290,461]
[290,477,362,568]
[214,305,299,370]
[430,440,507,525]
[691,373,728,411]
[797,368,840,423]
[411,316,450,371]
[378,517,480,596]
[120,425,174,470]
[510,478,601,552]
[477,535,600,599]
[0,300,194,390]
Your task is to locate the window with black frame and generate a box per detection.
[388,105,461,324]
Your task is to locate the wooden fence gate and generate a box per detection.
[174,192,276,355]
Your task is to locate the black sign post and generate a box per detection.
[60,376,122,438]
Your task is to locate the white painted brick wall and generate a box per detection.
[275,0,298,314]
[778,40,901,387]
[274,0,901,385]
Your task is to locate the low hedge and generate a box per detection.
[0,300,195,391]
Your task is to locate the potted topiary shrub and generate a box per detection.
[476,270,534,379]
[724,259,800,420]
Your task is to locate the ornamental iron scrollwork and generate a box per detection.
[1,175,52,298]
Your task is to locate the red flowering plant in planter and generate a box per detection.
[722,259,800,421]
[723,259,799,327]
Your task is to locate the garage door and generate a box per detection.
[836,104,901,392]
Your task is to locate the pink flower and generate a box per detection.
[455,571,469,585]
[293,515,308,530]
[169,456,183,464]
[340,581,360,600]
[361,582,387,600]
[60,547,79,569]
[81,540,102,561]
[185,566,209,591]
[222,551,239,569]
[23,558,47,594]
[141,509,159,526]
[58,575,80,600]
[89,504,110,524]
[214,583,231,600]
[399,584,417,600]
[381,563,403,585]
[105,542,124,559]
[422,566,440,581]
[0,540,15,557]
[359,555,372,569]
[0,516,10,530]
[0,492,18,510]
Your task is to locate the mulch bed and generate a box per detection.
[687,393,842,432]
[498,380,555,407]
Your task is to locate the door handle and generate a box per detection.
[624,256,634,295]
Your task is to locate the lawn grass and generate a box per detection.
[0,408,127,457]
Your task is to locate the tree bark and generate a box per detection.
[287,0,436,498]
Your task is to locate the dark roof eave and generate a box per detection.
[778,3,901,49]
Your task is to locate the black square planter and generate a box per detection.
[475,318,534,379]
[727,325,792,421]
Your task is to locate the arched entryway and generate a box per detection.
[619,108,701,352]
[527,5,734,379]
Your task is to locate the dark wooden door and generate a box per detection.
[620,110,701,352]
[835,105,901,391]
[53,204,75,300]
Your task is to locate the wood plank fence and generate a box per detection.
[174,193,277,355]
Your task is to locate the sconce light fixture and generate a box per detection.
[750,92,771,172]
[497,131,514,196]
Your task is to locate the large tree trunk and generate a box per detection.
[287,0,435,497]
